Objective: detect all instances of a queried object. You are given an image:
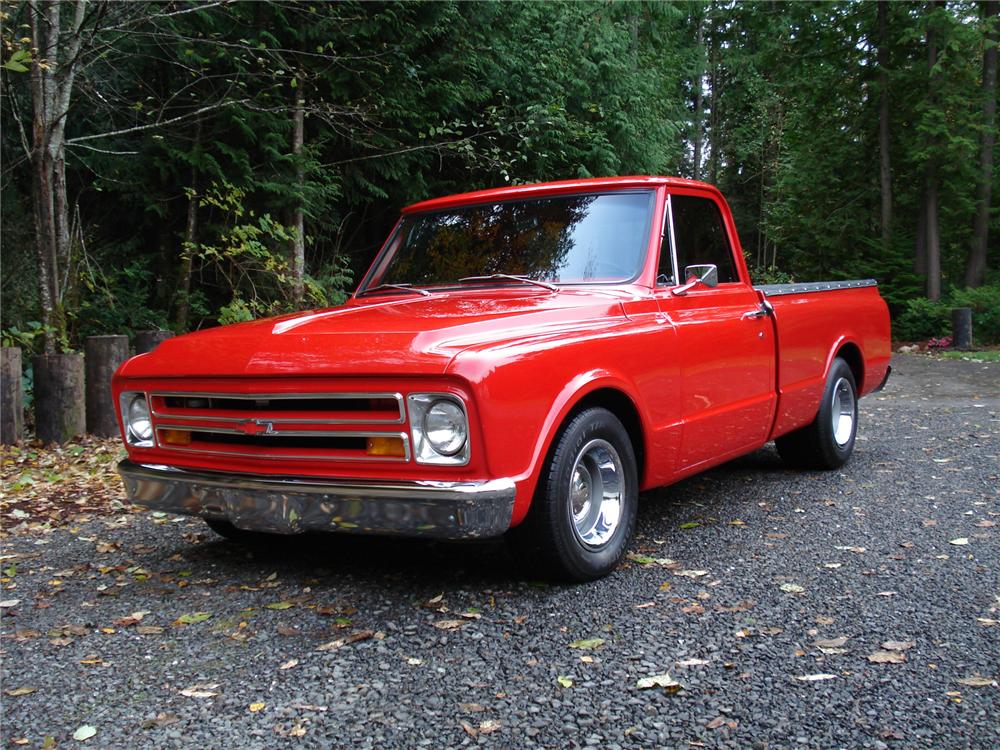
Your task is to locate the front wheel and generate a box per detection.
[775,357,858,469]
[508,407,638,581]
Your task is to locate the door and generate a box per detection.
[656,193,776,471]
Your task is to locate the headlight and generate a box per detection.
[424,400,467,456]
[119,392,154,447]
[407,393,470,465]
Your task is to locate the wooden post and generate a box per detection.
[1,347,23,445]
[951,308,973,350]
[33,352,85,444]
[85,335,129,437]
[135,330,174,354]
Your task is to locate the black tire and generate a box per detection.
[507,407,639,582]
[775,357,858,469]
[204,518,274,545]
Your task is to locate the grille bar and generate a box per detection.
[150,391,404,425]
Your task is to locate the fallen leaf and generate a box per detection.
[678,522,700,530]
[279,659,299,670]
[479,719,501,734]
[557,675,573,688]
[180,683,220,698]
[135,625,164,635]
[636,673,682,691]
[4,687,36,696]
[976,618,998,626]
[173,612,211,625]
[316,629,374,651]
[676,658,710,667]
[881,640,916,651]
[867,651,906,664]
[814,636,849,649]
[72,726,97,742]
[0,599,21,608]
[459,720,477,738]
[249,702,265,712]
[674,569,709,578]
[975,519,995,528]
[433,620,466,630]
[794,674,837,682]
[406,657,422,666]
[265,601,294,610]
[949,538,969,546]
[815,615,835,625]
[113,610,150,626]
[956,676,996,688]
[706,716,728,730]
[780,583,805,593]
[569,637,606,650]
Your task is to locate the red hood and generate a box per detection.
[117,290,631,380]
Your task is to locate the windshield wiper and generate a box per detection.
[457,274,558,292]
[362,283,432,297]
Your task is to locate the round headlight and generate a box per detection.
[423,399,467,456]
[127,395,153,442]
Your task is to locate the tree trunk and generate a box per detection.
[878,1,893,250]
[915,197,927,277]
[967,0,999,287]
[290,72,306,307]
[1,348,24,445]
[85,335,129,437]
[175,118,202,330]
[33,352,85,444]
[692,11,705,181]
[707,5,720,185]
[923,1,943,300]
[27,0,88,353]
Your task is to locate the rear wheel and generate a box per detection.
[775,357,858,469]
[508,407,638,581]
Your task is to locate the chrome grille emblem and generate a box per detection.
[237,419,276,436]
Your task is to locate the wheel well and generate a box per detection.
[565,388,645,481]
[836,343,864,392]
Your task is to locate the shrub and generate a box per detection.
[948,283,1000,344]
[893,297,952,342]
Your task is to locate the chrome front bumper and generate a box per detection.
[118,460,516,539]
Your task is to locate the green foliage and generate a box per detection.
[893,297,953,342]
[892,283,1000,344]
[949,283,1000,344]
[1,322,54,352]
[0,0,996,345]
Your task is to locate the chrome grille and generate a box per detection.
[148,390,409,462]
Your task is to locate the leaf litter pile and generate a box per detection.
[1,438,132,534]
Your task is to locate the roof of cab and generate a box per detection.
[402,175,719,214]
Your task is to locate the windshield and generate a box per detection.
[363,190,654,292]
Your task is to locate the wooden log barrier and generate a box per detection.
[135,329,174,354]
[33,352,86,444]
[1,347,23,445]
[85,335,129,437]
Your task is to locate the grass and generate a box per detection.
[935,350,1000,362]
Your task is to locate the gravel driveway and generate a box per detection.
[1,354,997,749]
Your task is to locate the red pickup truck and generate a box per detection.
[114,176,891,580]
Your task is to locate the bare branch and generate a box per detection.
[65,98,250,144]
[65,142,138,155]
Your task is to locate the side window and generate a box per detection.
[670,195,738,284]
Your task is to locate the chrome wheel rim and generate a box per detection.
[831,377,855,447]
[568,439,624,549]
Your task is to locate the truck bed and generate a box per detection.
[755,280,892,441]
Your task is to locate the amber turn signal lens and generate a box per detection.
[366,436,405,458]
[161,429,192,446]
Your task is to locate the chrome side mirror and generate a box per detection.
[671,264,718,296]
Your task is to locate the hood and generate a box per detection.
[117,290,631,379]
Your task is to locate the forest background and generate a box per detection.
[2,0,999,355]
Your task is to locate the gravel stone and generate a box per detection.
[1,354,997,748]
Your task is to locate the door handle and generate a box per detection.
[741,301,774,320]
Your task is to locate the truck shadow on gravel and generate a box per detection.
[164,446,796,589]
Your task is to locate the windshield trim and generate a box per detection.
[355,188,656,296]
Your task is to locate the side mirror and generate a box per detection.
[671,264,719,296]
